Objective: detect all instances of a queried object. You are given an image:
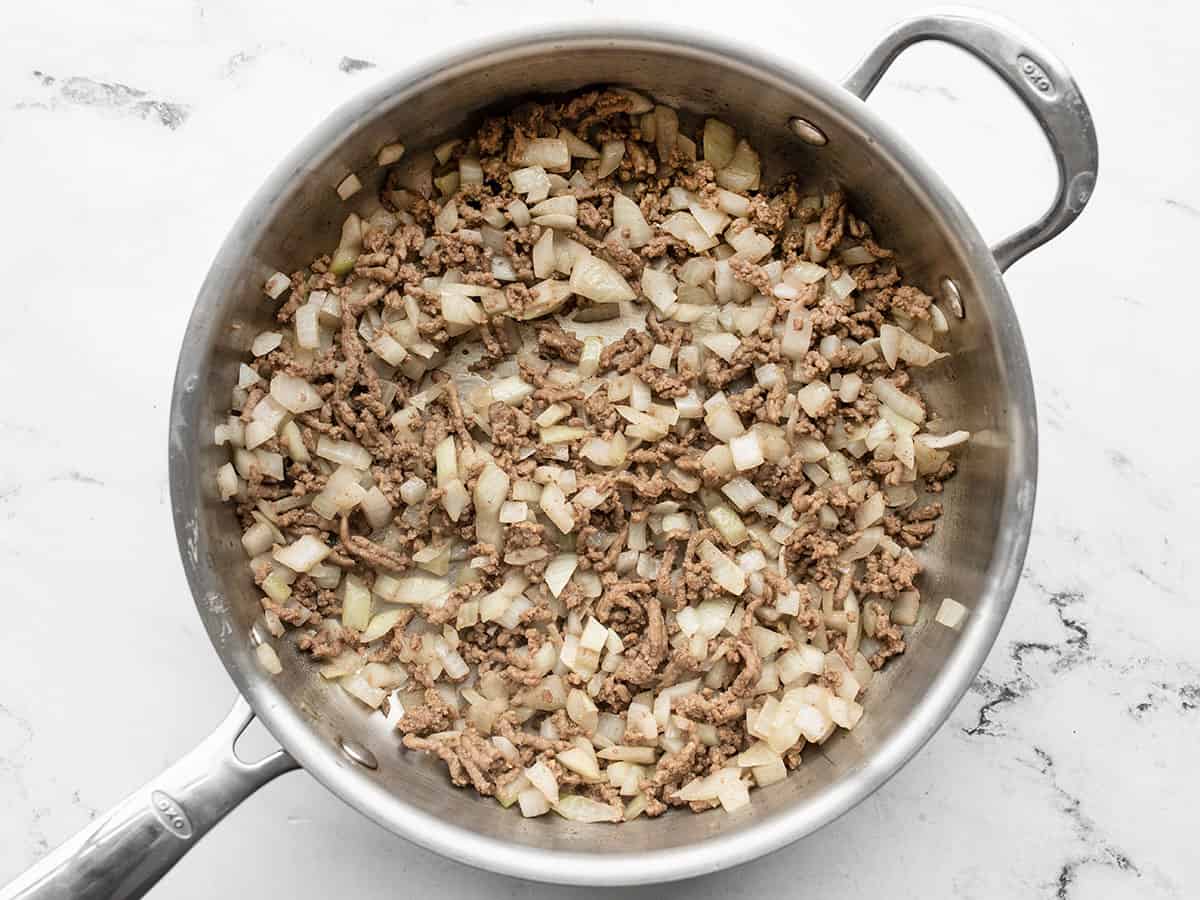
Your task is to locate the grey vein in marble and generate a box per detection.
[0,704,44,858]
[1129,678,1200,719]
[18,71,188,129]
[49,472,104,488]
[338,56,377,73]
[222,50,261,78]
[1031,747,1140,899]
[0,471,104,510]
[965,575,1089,737]
[1164,198,1200,218]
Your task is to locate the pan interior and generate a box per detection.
[171,30,1033,880]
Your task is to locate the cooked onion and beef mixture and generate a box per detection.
[216,86,969,823]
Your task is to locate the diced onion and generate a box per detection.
[539,483,576,533]
[341,575,372,631]
[839,526,883,562]
[688,200,730,238]
[376,574,451,607]
[516,138,570,172]
[726,226,773,263]
[569,255,636,302]
[703,118,736,168]
[873,378,925,423]
[316,436,372,470]
[336,173,362,200]
[544,553,579,598]
[573,335,603,379]
[554,795,620,823]
[510,165,551,202]
[729,432,764,471]
[781,307,813,360]
[377,142,405,166]
[399,477,427,505]
[474,464,510,549]
[893,591,920,626]
[916,430,970,450]
[855,492,886,529]
[498,501,527,524]
[540,425,588,444]
[525,761,560,804]
[721,477,764,512]
[716,140,760,192]
[517,787,550,818]
[639,269,678,316]
[263,271,290,299]
[270,374,322,413]
[662,212,718,252]
[701,332,741,363]
[251,331,282,357]
[597,140,625,178]
[360,608,405,643]
[611,194,653,248]
[796,382,832,417]
[936,597,967,629]
[273,535,331,573]
[531,194,579,230]
[217,462,240,500]
[698,540,746,596]
[442,478,469,521]
[830,271,856,300]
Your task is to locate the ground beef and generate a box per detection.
[403,729,510,795]
[632,362,689,398]
[888,285,933,321]
[536,322,583,363]
[728,257,773,295]
[397,689,457,736]
[600,328,654,373]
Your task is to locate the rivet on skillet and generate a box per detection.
[788,117,827,146]
[940,276,965,318]
[337,737,379,770]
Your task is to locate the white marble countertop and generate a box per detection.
[1,0,1195,897]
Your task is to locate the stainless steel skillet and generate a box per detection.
[1,10,1096,897]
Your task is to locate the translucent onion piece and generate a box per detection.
[873,378,926,423]
[516,138,570,172]
[544,553,579,598]
[263,271,290,299]
[662,212,718,252]
[916,430,970,450]
[698,541,746,595]
[612,194,653,248]
[716,140,761,192]
[270,373,322,413]
[839,526,883,562]
[703,118,736,168]
[569,255,636,302]
[597,140,626,178]
[936,597,968,629]
[251,331,282,357]
[336,173,362,200]
[273,535,331,573]
[474,464,510,549]
[554,795,621,823]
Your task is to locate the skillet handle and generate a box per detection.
[843,8,1098,272]
[0,698,297,900]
